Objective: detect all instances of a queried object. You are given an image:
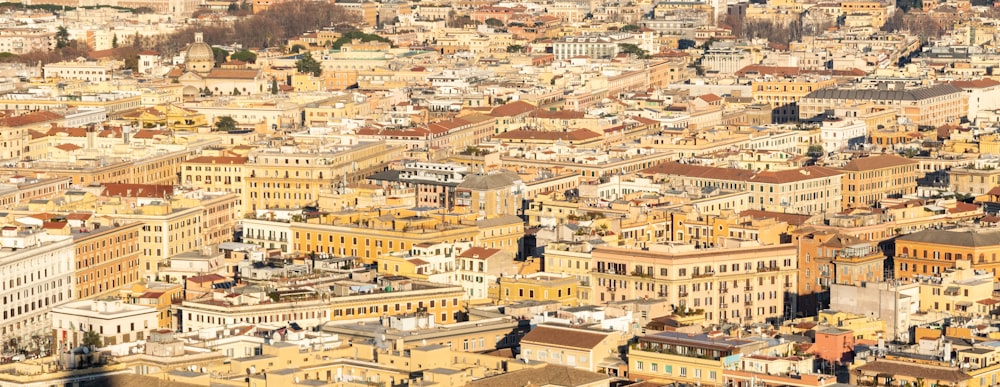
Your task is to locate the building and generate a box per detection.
[799,84,967,127]
[51,299,158,350]
[495,272,582,306]
[70,222,143,300]
[591,243,797,326]
[0,228,75,352]
[553,35,625,60]
[519,324,628,373]
[628,331,767,384]
[793,229,886,315]
[322,313,524,353]
[838,154,919,210]
[454,170,526,219]
[895,227,1000,282]
[914,259,996,318]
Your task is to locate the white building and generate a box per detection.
[51,299,158,350]
[0,229,75,350]
[43,61,115,82]
[820,118,867,152]
[952,79,1000,124]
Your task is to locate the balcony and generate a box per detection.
[757,266,780,273]
[720,303,728,308]
[720,287,729,294]
[744,300,753,306]
[678,292,689,297]
[692,271,715,279]
[657,292,668,297]
[744,286,754,291]
[783,283,793,288]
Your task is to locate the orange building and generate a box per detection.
[793,228,885,316]
[72,222,144,299]
[895,227,1000,282]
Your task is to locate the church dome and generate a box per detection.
[185,32,214,74]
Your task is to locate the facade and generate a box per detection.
[793,229,886,316]
[72,222,144,300]
[838,154,919,210]
[519,324,627,372]
[51,299,158,349]
[553,35,624,60]
[895,227,1000,282]
[0,229,75,350]
[629,331,766,384]
[590,244,797,326]
[799,84,967,126]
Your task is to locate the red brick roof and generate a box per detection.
[187,273,227,284]
[839,154,916,171]
[950,79,1000,89]
[458,247,502,259]
[494,128,600,142]
[101,183,173,198]
[490,101,536,117]
[0,111,62,127]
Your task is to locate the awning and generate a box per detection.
[957,301,973,307]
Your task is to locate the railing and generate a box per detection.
[678,292,689,297]
[744,300,753,306]
[744,286,754,291]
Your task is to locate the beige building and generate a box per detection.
[591,243,797,326]
[519,324,628,372]
[839,154,919,210]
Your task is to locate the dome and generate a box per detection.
[185,32,214,74]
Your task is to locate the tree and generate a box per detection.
[295,52,322,76]
[617,43,648,58]
[230,49,257,63]
[506,44,523,53]
[82,330,101,348]
[484,18,504,27]
[620,24,641,32]
[215,116,237,131]
[271,78,278,94]
[232,87,241,95]
[112,34,118,48]
[55,26,70,49]
[807,144,824,157]
[212,47,229,67]
[290,44,306,53]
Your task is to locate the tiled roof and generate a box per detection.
[840,154,917,171]
[490,101,536,117]
[187,273,227,284]
[457,247,502,259]
[521,325,611,350]
[101,183,173,198]
[0,111,63,127]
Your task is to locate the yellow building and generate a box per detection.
[839,154,919,210]
[751,77,838,123]
[895,227,1000,282]
[122,281,184,329]
[629,331,769,385]
[915,260,996,317]
[816,310,885,341]
[70,222,144,300]
[493,272,581,306]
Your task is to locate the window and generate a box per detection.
[635,361,643,371]
[680,367,687,377]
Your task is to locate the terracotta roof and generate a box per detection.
[187,274,227,284]
[465,364,612,387]
[101,183,173,198]
[132,129,169,139]
[987,186,1000,196]
[840,154,917,171]
[857,360,971,383]
[138,50,160,56]
[66,213,92,220]
[490,101,536,117]
[749,166,843,184]
[42,221,67,229]
[949,202,979,213]
[521,325,611,350]
[494,128,600,142]
[950,79,1000,89]
[186,156,248,165]
[54,143,82,151]
[740,209,813,226]
[458,247,502,259]
[0,111,62,127]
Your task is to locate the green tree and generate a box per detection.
[617,43,648,58]
[295,52,322,76]
[807,144,824,157]
[484,18,504,27]
[124,55,138,72]
[271,78,278,94]
[506,44,523,53]
[55,26,70,49]
[290,44,306,53]
[215,116,237,131]
[230,49,257,63]
[82,330,101,348]
[620,24,641,32]
[232,87,241,95]
[212,47,229,67]
[112,34,118,48]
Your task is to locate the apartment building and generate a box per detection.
[553,35,625,60]
[915,260,995,318]
[323,313,523,353]
[51,299,158,349]
[750,76,838,123]
[949,165,1000,195]
[495,272,581,306]
[174,279,467,331]
[180,155,248,217]
[70,222,143,300]
[799,84,967,127]
[244,142,402,213]
[591,244,797,325]
[0,229,75,350]
[519,324,628,373]
[793,229,886,316]
[895,227,1000,282]
[629,331,769,385]
[838,154,919,210]
[642,162,843,214]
